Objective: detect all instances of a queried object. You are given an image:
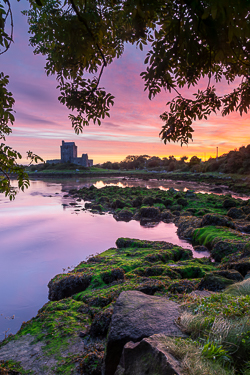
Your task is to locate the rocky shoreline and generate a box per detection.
[25,170,250,195]
[1,186,250,374]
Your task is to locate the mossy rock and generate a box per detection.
[101,268,125,284]
[223,198,238,209]
[89,307,113,338]
[161,209,174,222]
[132,196,142,207]
[201,213,235,228]
[170,204,182,212]
[211,241,246,262]
[139,206,161,219]
[227,207,245,219]
[142,196,155,206]
[115,209,134,221]
[162,198,173,207]
[198,274,235,291]
[211,269,243,282]
[176,198,188,207]
[169,279,198,294]
[48,273,92,301]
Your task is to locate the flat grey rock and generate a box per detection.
[104,290,185,375]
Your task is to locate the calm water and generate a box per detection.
[0,176,244,340]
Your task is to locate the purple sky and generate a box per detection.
[2,1,250,164]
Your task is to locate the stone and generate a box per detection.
[114,333,183,375]
[223,198,238,209]
[101,268,125,284]
[201,214,235,229]
[115,209,133,222]
[176,216,201,239]
[48,273,92,301]
[89,307,113,338]
[227,207,245,219]
[211,241,245,262]
[161,209,174,222]
[104,291,186,375]
[139,206,161,219]
[198,274,235,292]
[211,270,243,282]
[193,245,208,252]
[169,280,197,294]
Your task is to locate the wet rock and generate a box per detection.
[169,280,197,294]
[223,199,238,209]
[162,198,173,208]
[176,216,202,239]
[104,290,186,375]
[132,196,142,207]
[89,307,113,338]
[111,199,126,209]
[48,273,92,301]
[211,270,243,282]
[221,259,250,277]
[101,268,125,284]
[242,206,250,215]
[114,334,183,375]
[211,241,245,262]
[139,206,160,219]
[176,198,188,207]
[115,209,133,221]
[227,207,245,219]
[170,205,182,212]
[161,209,174,222]
[142,196,155,206]
[193,245,208,252]
[92,204,103,211]
[85,202,93,209]
[198,274,235,291]
[201,213,235,229]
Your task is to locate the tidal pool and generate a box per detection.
[0,177,218,339]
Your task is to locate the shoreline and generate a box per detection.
[1,186,250,374]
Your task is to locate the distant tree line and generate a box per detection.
[100,145,250,174]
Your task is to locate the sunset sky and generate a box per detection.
[2,1,250,164]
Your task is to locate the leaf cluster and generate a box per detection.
[25,0,250,144]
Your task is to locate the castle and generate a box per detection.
[46,141,93,167]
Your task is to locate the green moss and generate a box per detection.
[0,360,33,374]
[192,226,247,248]
[17,298,91,357]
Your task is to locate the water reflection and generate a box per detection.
[0,178,200,340]
[1,175,245,340]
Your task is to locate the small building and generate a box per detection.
[47,141,93,167]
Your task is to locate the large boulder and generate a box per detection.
[104,291,186,375]
[114,334,183,375]
[201,214,235,229]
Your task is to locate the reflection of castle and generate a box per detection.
[47,141,93,167]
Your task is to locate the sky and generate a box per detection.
[1,2,250,164]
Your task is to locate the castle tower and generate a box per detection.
[60,140,77,163]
